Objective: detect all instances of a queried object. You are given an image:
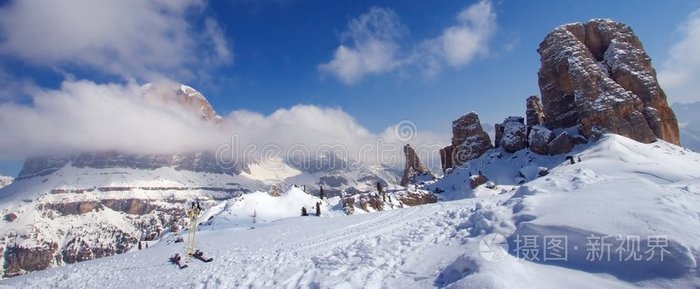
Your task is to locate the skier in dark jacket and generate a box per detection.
[301,207,308,216]
[315,202,321,216]
[377,182,386,202]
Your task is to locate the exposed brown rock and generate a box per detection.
[449,112,493,168]
[548,131,574,155]
[342,197,355,215]
[439,145,454,173]
[469,174,488,189]
[537,19,679,145]
[396,191,438,206]
[499,117,528,153]
[4,212,17,222]
[526,96,546,126]
[528,125,555,155]
[40,201,103,216]
[494,123,504,148]
[400,144,434,186]
[61,238,115,264]
[101,199,156,215]
[359,194,384,212]
[3,242,59,278]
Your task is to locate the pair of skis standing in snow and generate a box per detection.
[170,201,213,269]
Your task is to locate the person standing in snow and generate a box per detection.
[319,186,325,200]
[315,202,321,216]
[301,207,308,216]
[377,182,387,202]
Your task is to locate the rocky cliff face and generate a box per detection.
[17,151,244,181]
[142,83,221,122]
[0,162,259,278]
[537,19,679,144]
[400,144,434,186]
[440,112,493,171]
[526,96,545,126]
[440,19,681,175]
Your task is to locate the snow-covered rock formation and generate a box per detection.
[537,19,679,144]
[0,176,12,189]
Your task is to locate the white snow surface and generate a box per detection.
[202,186,328,227]
[2,134,700,288]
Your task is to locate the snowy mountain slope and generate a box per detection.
[0,163,267,278]
[3,134,699,288]
[0,81,404,278]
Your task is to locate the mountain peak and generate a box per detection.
[141,82,221,121]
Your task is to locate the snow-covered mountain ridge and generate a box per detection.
[3,134,699,288]
[0,82,403,278]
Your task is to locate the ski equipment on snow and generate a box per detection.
[193,249,214,262]
[185,200,202,262]
[170,253,188,269]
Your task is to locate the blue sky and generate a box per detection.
[204,0,696,131]
[0,0,699,176]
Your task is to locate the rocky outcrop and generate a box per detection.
[101,199,157,215]
[439,146,454,172]
[40,201,103,216]
[400,144,434,186]
[526,96,545,126]
[443,112,493,171]
[397,191,438,206]
[537,19,679,145]
[3,242,59,277]
[469,174,488,189]
[494,123,504,148]
[528,125,555,155]
[142,82,221,121]
[548,132,574,155]
[4,212,17,222]
[359,194,384,212]
[17,151,244,180]
[499,117,528,153]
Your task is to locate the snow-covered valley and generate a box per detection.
[2,134,699,288]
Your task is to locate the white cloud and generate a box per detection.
[0,81,449,171]
[0,80,222,156]
[659,9,700,103]
[319,1,497,84]
[0,0,232,81]
[223,106,449,170]
[318,7,404,85]
[418,0,496,74]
